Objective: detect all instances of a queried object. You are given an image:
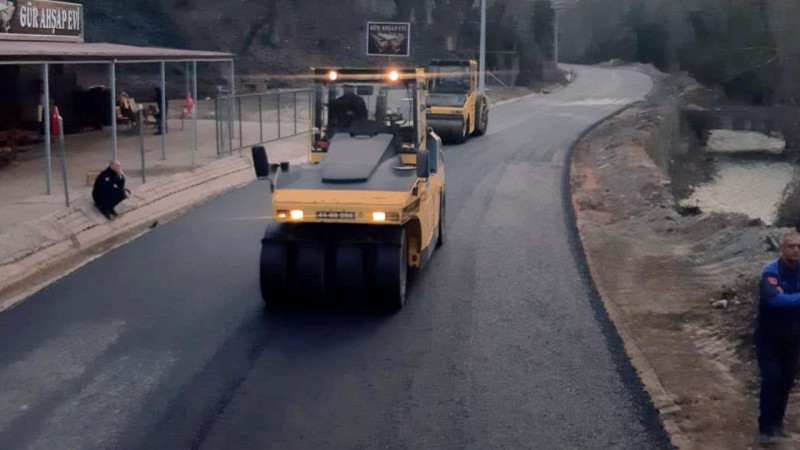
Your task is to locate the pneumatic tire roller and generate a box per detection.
[253,67,446,311]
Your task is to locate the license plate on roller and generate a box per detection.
[316,211,356,220]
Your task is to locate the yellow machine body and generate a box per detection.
[254,67,446,310]
[426,59,489,143]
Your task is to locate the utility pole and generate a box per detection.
[554,2,559,64]
[479,0,486,92]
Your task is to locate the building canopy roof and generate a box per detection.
[0,41,233,64]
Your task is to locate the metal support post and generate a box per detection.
[554,4,559,64]
[238,96,243,151]
[160,61,166,160]
[478,0,486,92]
[228,60,235,141]
[192,60,198,168]
[42,63,52,194]
[110,62,117,160]
[215,95,221,155]
[258,95,263,143]
[139,109,146,183]
[57,116,69,206]
[294,91,298,135]
[228,93,233,156]
[277,93,281,139]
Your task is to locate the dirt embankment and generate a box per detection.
[571,66,798,449]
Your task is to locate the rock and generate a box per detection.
[747,218,763,227]
[712,299,729,309]
[766,236,779,252]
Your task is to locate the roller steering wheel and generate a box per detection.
[385,112,403,127]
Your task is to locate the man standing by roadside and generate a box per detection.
[756,231,800,443]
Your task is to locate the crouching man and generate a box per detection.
[92,160,130,219]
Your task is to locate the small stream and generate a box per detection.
[676,130,796,225]
[680,160,795,224]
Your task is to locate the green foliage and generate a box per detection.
[562,0,800,104]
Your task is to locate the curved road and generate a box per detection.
[0,66,669,449]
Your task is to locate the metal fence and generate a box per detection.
[215,89,311,156]
[683,104,800,150]
[0,89,311,229]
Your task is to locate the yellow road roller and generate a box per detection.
[426,59,489,144]
[252,67,445,310]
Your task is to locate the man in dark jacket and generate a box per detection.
[92,160,130,219]
[330,85,367,129]
[756,231,800,442]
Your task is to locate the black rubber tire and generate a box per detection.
[436,194,446,248]
[293,241,326,301]
[473,101,488,136]
[334,244,366,301]
[260,241,288,309]
[374,229,407,310]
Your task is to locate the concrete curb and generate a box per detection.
[0,155,259,313]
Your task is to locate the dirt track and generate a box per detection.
[570,68,800,449]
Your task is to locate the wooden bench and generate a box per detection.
[116,106,133,131]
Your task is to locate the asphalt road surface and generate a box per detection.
[0,66,671,449]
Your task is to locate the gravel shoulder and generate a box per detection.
[570,66,799,449]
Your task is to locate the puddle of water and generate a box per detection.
[681,160,795,225]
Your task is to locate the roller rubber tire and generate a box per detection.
[334,244,366,301]
[374,229,407,310]
[473,102,488,136]
[436,194,446,248]
[260,241,288,309]
[293,241,326,301]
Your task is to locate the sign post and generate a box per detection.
[366,22,410,57]
[479,0,486,92]
[57,115,69,207]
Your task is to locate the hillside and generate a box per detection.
[83,0,475,75]
[80,0,558,90]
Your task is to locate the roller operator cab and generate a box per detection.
[252,67,445,310]
[426,59,489,144]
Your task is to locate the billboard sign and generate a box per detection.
[367,22,410,57]
[0,0,84,42]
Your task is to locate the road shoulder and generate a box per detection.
[569,67,799,448]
